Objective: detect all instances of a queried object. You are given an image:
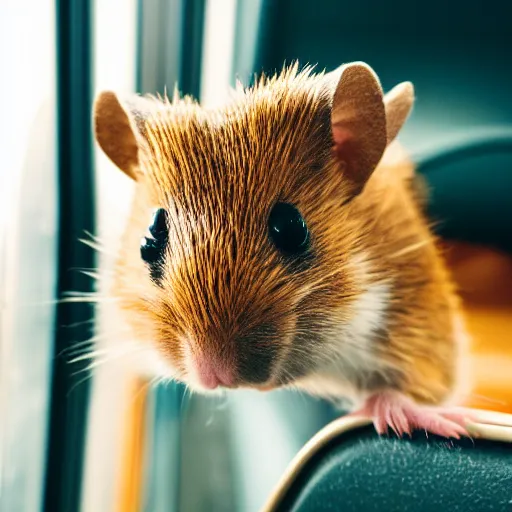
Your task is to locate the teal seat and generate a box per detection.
[266,424,512,512]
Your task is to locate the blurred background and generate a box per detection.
[1,1,511,511]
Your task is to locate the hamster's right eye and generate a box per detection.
[140,208,168,282]
[268,202,310,256]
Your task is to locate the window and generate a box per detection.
[0,2,57,510]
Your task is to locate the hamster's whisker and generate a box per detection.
[130,376,159,407]
[59,335,104,357]
[181,386,194,413]
[79,233,117,258]
[465,392,507,406]
[58,296,118,304]
[62,291,103,297]
[63,346,97,360]
[77,269,103,281]
[67,266,104,275]
[66,346,149,395]
[81,229,104,244]
[78,237,106,252]
[67,373,95,397]
[388,239,430,259]
[60,318,96,329]
[154,375,169,388]
[68,348,121,364]
[69,345,148,376]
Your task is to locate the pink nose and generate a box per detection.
[192,353,236,389]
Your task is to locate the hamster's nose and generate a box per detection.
[188,350,236,390]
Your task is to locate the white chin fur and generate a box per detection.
[296,253,393,402]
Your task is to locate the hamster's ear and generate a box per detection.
[328,62,414,196]
[93,91,150,181]
[383,81,414,144]
[329,62,387,195]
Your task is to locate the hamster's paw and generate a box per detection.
[349,391,475,439]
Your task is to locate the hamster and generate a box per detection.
[93,62,473,438]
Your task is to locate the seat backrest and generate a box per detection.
[250,0,512,252]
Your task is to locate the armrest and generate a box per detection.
[262,412,512,512]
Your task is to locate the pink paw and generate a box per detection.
[349,391,475,439]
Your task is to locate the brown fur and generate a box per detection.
[96,63,463,405]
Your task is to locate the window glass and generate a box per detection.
[0,2,58,511]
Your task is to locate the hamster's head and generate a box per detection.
[93,62,414,392]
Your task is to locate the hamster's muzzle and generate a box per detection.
[183,322,280,390]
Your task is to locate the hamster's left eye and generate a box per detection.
[268,202,309,256]
[140,208,168,282]
[148,207,168,239]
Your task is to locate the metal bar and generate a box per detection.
[179,0,206,99]
[43,0,96,510]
